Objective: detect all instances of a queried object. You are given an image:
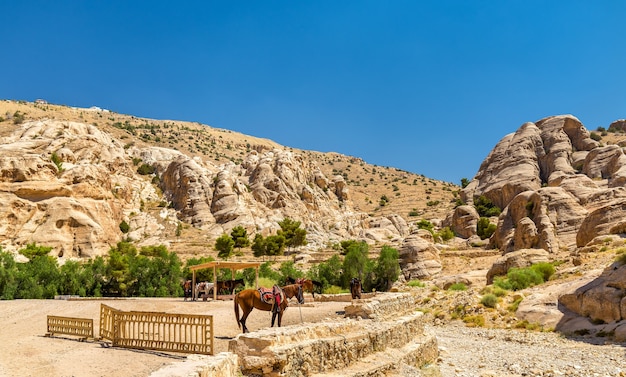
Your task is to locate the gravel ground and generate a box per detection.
[432,322,626,377]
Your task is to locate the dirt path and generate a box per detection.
[0,298,347,377]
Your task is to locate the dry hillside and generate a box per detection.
[0,99,459,260]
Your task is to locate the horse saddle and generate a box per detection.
[258,286,283,306]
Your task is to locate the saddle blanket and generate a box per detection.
[258,286,284,305]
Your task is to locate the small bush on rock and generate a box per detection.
[481,294,498,308]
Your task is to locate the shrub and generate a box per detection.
[474,195,501,217]
[481,294,498,308]
[448,283,467,291]
[437,227,455,241]
[477,217,496,240]
[590,132,602,141]
[616,250,626,265]
[407,280,426,288]
[504,267,544,290]
[508,297,523,312]
[119,220,130,233]
[137,163,155,175]
[463,314,485,327]
[323,285,345,294]
[531,262,555,281]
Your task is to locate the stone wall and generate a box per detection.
[344,292,419,320]
[228,292,437,377]
[149,353,238,377]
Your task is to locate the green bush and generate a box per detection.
[481,294,498,308]
[474,195,501,217]
[448,283,467,291]
[407,280,425,288]
[498,267,544,291]
[477,217,496,240]
[530,262,555,281]
[437,227,455,241]
[119,220,130,233]
[323,285,346,294]
[137,163,155,175]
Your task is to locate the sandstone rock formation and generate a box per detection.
[442,205,478,239]
[559,262,626,324]
[398,233,442,280]
[0,117,412,259]
[462,115,626,253]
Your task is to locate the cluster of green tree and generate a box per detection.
[309,241,400,292]
[216,219,307,260]
[0,238,402,300]
[0,242,184,299]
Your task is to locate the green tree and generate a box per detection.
[278,261,304,285]
[184,256,215,282]
[252,234,266,259]
[16,244,60,299]
[230,226,250,251]
[277,218,307,250]
[264,235,286,258]
[137,163,155,175]
[309,255,343,289]
[461,177,470,188]
[105,241,137,297]
[343,241,369,286]
[474,195,501,217]
[374,246,400,292]
[0,249,18,299]
[215,234,235,260]
[477,217,497,240]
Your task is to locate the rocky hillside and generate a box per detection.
[0,100,457,261]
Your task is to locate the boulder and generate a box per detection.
[399,234,442,280]
[486,248,550,284]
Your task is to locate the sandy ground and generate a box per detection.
[0,297,347,377]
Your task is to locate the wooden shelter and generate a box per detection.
[189,261,261,301]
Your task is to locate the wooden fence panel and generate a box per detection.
[99,304,116,341]
[99,304,214,355]
[46,315,94,339]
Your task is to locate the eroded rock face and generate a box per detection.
[0,120,132,258]
[399,234,442,280]
[461,115,626,252]
[0,119,395,258]
[443,205,478,239]
[559,263,626,324]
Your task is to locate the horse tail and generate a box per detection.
[234,292,241,329]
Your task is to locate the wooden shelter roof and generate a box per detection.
[189,261,261,271]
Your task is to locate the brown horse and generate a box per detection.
[234,284,305,333]
[182,280,193,301]
[216,278,245,295]
[286,277,323,299]
[350,277,362,299]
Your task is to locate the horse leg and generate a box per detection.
[241,309,252,333]
[271,311,277,327]
[277,311,282,327]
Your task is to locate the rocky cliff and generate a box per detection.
[459,115,626,253]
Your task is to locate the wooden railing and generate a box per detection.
[99,304,214,355]
[46,315,94,340]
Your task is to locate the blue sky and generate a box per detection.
[2,1,625,183]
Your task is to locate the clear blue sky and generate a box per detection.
[2,1,625,183]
